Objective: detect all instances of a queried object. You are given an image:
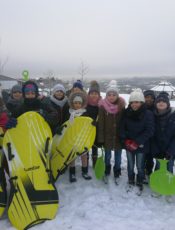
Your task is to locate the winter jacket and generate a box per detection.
[43,96,70,132]
[97,97,125,150]
[120,104,154,154]
[152,108,175,159]
[13,98,58,132]
[86,102,99,146]
[6,97,23,117]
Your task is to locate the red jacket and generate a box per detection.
[0,112,9,132]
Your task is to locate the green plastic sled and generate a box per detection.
[150,159,175,195]
[94,149,105,180]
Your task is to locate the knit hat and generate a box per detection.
[69,91,87,109]
[106,80,118,95]
[129,88,145,103]
[73,80,83,90]
[52,84,66,95]
[88,80,100,94]
[11,84,22,94]
[155,91,170,107]
[143,90,155,100]
[22,80,39,97]
[73,96,83,103]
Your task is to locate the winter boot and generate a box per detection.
[113,167,121,178]
[103,165,111,184]
[136,174,143,191]
[105,164,111,176]
[113,168,121,185]
[82,167,92,180]
[128,173,135,185]
[69,167,77,183]
[103,175,109,184]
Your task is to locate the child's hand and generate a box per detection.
[5,118,17,129]
[125,139,139,152]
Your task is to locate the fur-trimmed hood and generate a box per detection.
[68,91,87,109]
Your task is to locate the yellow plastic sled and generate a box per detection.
[3,112,59,230]
[51,116,96,180]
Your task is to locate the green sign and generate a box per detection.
[22,70,29,81]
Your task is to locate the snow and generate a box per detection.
[1,151,175,230]
[1,93,175,230]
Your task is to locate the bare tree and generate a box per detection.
[43,70,55,94]
[78,61,88,82]
[0,38,9,74]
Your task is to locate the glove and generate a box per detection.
[125,139,139,152]
[5,118,17,129]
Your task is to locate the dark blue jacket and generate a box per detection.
[152,108,175,158]
[120,105,154,153]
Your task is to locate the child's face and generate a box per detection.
[89,91,99,100]
[73,101,82,110]
[106,92,117,104]
[12,92,22,100]
[130,101,142,111]
[72,87,82,93]
[156,101,168,111]
[54,90,64,100]
[25,91,36,99]
[145,95,154,106]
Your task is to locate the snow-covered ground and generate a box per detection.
[1,93,175,230]
[1,151,175,230]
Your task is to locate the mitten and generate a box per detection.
[5,118,17,129]
[125,139,139,152]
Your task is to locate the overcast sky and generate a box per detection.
[0,0,175,79]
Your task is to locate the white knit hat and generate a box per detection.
[129,88,145,103]
[52,84,66,95]
[106,80,118,95]
[73,96,83,103]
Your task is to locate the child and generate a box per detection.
[86,81,101,167]
[143,90,156,181]
[120,89,154,190]
[0,95,9,203]
[49,84,70,134]
[13,80,58,132]
[68,91,92,182]
[143,90,156,112]
[6,84,23,117]
[152,92,175,173]
[97,80,125,184]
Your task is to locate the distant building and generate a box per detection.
[0,75,22,90]
[151,81,175,98]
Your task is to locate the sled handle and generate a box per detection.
[44,137,50,155]
[7,142,14,161]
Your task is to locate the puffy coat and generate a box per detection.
[152,108,175,158]
[120,105,154,153]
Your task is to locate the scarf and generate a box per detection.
[69,108,86,122]
[98,98,118,114]
[50,95,68,108]
[126,104,146,120]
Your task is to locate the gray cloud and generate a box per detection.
[0,0,175,79]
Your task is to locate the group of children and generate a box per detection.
[0,79,175,193]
